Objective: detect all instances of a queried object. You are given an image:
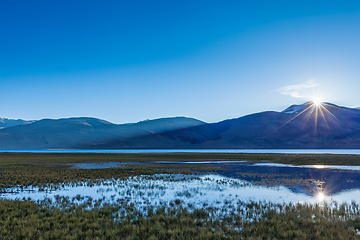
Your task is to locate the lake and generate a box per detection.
[2,160,360,211]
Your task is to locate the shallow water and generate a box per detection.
[254,163,360,171]
[198,162,360,197]
[159,161,360,172]
[70,162,131,169]
[2,159,360,211]
[1,173,359,209]
[60,160,360,198]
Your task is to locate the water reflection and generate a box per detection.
[311,165,327,169]
[1,174,359,208]
[70,162,130,169]
[2,161,360,209]
[154,161,360,198]
[61,160,360,198]
[317,192,325,202]
[204,162,360,198]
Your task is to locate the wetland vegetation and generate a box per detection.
[1,152,360,239]
[1,197,360,239]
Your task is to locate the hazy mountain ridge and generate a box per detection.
[0,103,359,149]
[0,117,35,129]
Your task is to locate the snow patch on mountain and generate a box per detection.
[282,105,307,114]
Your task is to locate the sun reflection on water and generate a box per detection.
[317,192,325,202]
[312,165,327,169]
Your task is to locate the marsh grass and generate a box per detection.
[0,164,195,190]
[1,197,359,239]
[0,152,359,166]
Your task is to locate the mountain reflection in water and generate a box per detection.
[159,161,360,198]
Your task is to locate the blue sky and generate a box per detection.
[1,0,359,123]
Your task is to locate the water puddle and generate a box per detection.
[69,162,131,169]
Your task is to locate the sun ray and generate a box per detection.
[318,105,330,130]
[300,105,316,131]
[322,102,353,113]
[320,104,345,126]
[314,104,319,135]
[268,100,348,137]
[299,105,318,133]
[321,102,355,121]
[267,104,313,136]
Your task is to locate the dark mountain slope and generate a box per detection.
[0,102,359,149]
[97,119,221,149]
[210,102,360,148]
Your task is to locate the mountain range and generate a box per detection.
[0,118,35,129]
[0,102,359,149]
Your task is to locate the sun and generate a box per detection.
[312,97,323,106]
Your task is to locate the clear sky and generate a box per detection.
[1,0,359,123]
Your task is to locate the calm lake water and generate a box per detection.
[1,149,360,154]
[2,161,360,209]
[3,174,359,209]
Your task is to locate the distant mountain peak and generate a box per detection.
[0,117,35,128]
[281,102,346,114]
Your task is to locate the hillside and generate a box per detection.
[0,102,359,149]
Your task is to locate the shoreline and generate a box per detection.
[0,152,359,166]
